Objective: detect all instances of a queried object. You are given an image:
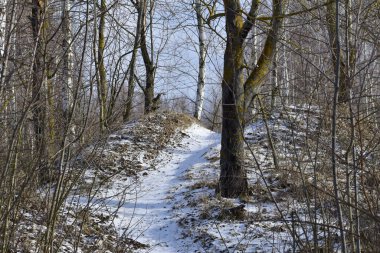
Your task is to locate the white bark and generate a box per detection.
[194,0,206,120]
[282,47,289,105]
[61,0,73,116]
[0,0,6,58]
[1,0,16,123]
[270,51,278,111]
[281,16,289,106]
[0,0,8,90]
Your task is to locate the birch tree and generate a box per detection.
[61,0,73,121]
[193,0,206,120]
[0,0,6,59]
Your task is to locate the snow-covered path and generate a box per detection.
[114,124,220,252]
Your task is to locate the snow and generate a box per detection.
[15,112,339,252]
[86,124,221,252]
[63,115,319,252]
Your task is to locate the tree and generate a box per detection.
[219,0,282,197]
[329,0,347,251]
[326,1,355,103]
[0,0,6,61]
[61,0,73,121]
[140,0,158,114]
[193,0,206,120]
[123,0,144,121]
[31,0,47,157]
[0,0,16,132]
[95,0,108,131]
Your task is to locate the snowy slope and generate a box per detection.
[112,124,220,252]
[64,113,309,253]
[60,115,224,253]
[16,111,330,252]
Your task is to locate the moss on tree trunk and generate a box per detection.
[219,0,282,198]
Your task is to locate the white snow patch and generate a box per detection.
[96,124,220,252]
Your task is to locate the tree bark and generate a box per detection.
[0,0,6,60]
[219,0,281,198]
[144,66,155,113]
[123,0,143,121]
[270,50,278,112]
[330,0,347,251]
[219,0,246,197]
[0,0,16,145]
[194,0,206,120]
[326,0,349,103]
[31,0,46,156]
[61,0,73,121]
[96,0,108,131]
[140,0,156,114]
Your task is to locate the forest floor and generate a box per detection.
[18,110,338,252]
[113,123,221,252]
[72,111,311,253]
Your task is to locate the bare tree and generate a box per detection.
[330,0,347,251]
[123,0,144,121]
[193,0,206,120]
[61,0,73,121]
[140,0,159,114]
[95,0,108,131]
[31,0,47,157]
[218,0,282,197]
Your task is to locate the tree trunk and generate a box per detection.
[271,50,278,112]
[144,66,155,113]
[194,0,206,120]
[282,43,289,105]
[219,34,247,197]
[123,0,143,121]
[96,0,108,131]
[219,0,281,198]
[326,0,349,103]
[31,0,46,156]
[61,0,73,120]
[0,0,16,145]
[0,0,6,60]
[140,0,156,114]
[330,0,347,251]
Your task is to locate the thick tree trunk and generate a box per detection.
[220,53,248,197]
[219,0,281,198]
[219,0,248,198]
[194,0,206,120]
